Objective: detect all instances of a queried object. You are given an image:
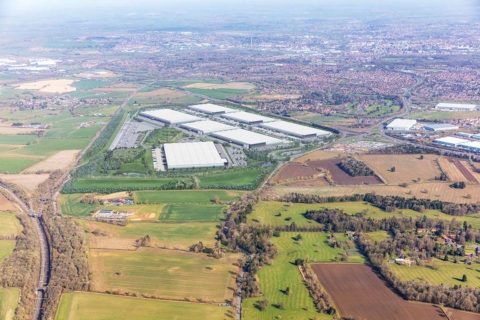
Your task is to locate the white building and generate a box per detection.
[210,128,284,149]
[163,141,227,169]
[459,141,480,154]
[221,111,275,125]
[180,120,235,134]
[434,136,470,148]
[422,123,459,132]
[435,103,478,111]
[259,120,332,139]
[139,109,200,125]
[187,103,236,115]
[386,119,417,131]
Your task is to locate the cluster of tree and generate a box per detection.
[358,235,480,313]
[337,157,375,176]
[217,194,277,298]
[33,171,90,319]
[301,264,337,315]
[282,193,480,216]
[372,144,440,155]
[450,181,466,189]
[189,241,224,259]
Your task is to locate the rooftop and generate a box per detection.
[436,103,477,110]
[434,136,470,145]
[221,111,275,124]
[211,128,283,146]
[187,103,236,114]
[140,109,200,124]
[260,120,331,137]
[386,118,417,129]
[181,120,235,133]
[163,141,226,169]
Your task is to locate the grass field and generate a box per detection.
[248,201,480,229]
[389,258,480,288]
[183,88,249,99]
[0,213,22,237]
[55,292,231,320]
[89,248,238,302]
[134,190,240,204]
[80,219,219,250]
[197,168,268,189]
[0,241,16,263]
[63,177,194,193]
[160,204,225,222]
[243,232,360,320]
[0,288,20,320]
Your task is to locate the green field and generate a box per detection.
[184,88,249,99]
[248,201,480,229]
[134,190,240,204]
[90,248,237,302]
[0,213,22,237]
[160,204,225,222]
[63,177,194,193]
[0,288,20,320]
[197,168,268,189]
[390,258,480,288]
[56,292,230,320]
[80,219,219,249]
[0,241,16,263]
[243,232,361,320]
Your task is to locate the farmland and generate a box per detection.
[389,258,480,288]
[55,292,231,320]
[312,263,445,320]
[0,212,22,263]
[243,232,362,320]
[89,248,238,302]
[0,288,20,320]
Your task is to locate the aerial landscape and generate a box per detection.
[0,0,480,319]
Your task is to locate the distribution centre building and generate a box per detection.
[459,141,480,153]
[163,141,227,169]
[210,128,284,149]
[422,123,459,132]
[435,103,478,111]
[187,103,237,115]
[221,111,275,125]
[259,120,332,139]
[434,136,470,147]
[180,120,235,134]
[139,109,200,125]
[386,119,417,131]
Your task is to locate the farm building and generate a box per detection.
[459,141,480,153]
[180,120,235,134]
[386,119,417,131]
[221,111,275,125]
[259,120,332,139]
[435,102,478,111]
[434,136,470,148]
[187,103,236,115]
[210,128,284,149]
[139,109,200,125]
[163,141,227,169]
[422,123,459,132]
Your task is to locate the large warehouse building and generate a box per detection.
[386,119,417,131]
[435,103,478,111]
[139,109,199,124]
[221,111,275,125]
[180,120,235,134]
[187,103,236,115]
[259,120,332,139]
[459,141,480,153]
[434,136,469,147]
[422,123,459,132]
[210,128,283,149]
[163,141,227,169]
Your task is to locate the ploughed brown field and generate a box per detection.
[448,158,478,183]
[308,159,382,185]
[312,263,447,320]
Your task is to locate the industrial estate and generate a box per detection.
[0,2,480,320]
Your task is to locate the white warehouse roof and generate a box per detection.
[140,109,200,124]
[188,103,236,114]
[163,141,226,169]
[436,103,477,111]
[459,140,480,152]
[422,123,459,132]
[221,111,275,124]
[210,128,283,147]
[181,120,235,134]
[386,119,417,130]
[434,136,470,146]
[260,120,331,138]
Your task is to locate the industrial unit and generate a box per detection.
[386,119,417,131]
[187,103,236,115]
[163,141,227,169]
[422,123,459,132]
[435,103,478,112]
[221,111,275,125]
[259,120,332,139]
[434,136,470,147]
[210,128,284,149]
[180,120,235,134]
[139,109,199,124]
[459,141,480,153]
